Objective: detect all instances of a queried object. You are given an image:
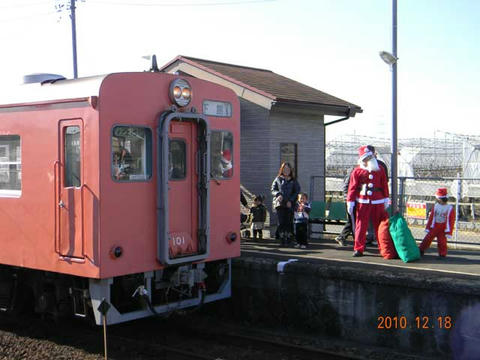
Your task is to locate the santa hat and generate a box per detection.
[358,145,373,161]
[222,149,231,160]
[435,188,448,199]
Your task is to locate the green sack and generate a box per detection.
[389,213,420,263]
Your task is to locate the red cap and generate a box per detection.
[435,188,448,198]
[222,149,231,160]
[358,145,373,161]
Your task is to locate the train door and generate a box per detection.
[56,119,84,258]
[167,121,198,258]
[157,112,210,265]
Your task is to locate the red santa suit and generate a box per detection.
[419,188,455,257]
[220,149,233,178]
[347,146,389,254]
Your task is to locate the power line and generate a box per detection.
[88,0,276,7]
[0,11,56,23]
[0,1,51,9]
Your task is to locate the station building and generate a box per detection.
[161,56,362,219]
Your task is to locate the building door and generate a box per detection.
[167,121,198,259]
[56,120,84,258]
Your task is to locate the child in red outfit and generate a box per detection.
[419,188,455,258]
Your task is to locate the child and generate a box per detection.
[419,188,455,258]
[294,193,311,249]
[250,195,267,239]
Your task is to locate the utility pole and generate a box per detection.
[380,0,398,213]
[70,0,78,78]
[56,0,80,78]
[391,0,398,213]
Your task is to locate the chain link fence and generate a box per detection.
[309,175,480,248]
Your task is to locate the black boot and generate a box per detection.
[286,232,293,247]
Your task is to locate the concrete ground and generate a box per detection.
[240,235,480,278]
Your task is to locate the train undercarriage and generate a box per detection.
[0,260,231,325]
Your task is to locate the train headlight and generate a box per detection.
[169,79,192,107]
[173,86,182,99]
[181,87,191,100]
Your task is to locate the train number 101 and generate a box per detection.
[171,236,185,246]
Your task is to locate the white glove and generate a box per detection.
[446,234,452,239]
[384,199,390,210]
[347,201,355,215]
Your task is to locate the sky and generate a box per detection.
[0,0,479,141]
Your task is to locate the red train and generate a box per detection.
[0,72,240,325]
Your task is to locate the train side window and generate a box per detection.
[210,131,233,179]
[0,135,21,197]
[112,126,152,182]
[65,126,81,187]
[169,140,186,180]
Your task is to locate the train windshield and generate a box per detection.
[111,126,152,181]
[168,140,186,180]
[211,131,233,179]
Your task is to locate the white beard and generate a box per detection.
[367,158,380,172]
[359,157,380,172]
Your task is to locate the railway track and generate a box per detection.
[0,312,433,360]
[192,331,363,360]
[104,327,361,360]
[99,332,216,360]
[106,316,367,360]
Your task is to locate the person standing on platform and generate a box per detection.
[347,146,389,257]
[250,195,267,239]
[419,188,455,258]
[335,166,355,247]
[271,162,300,247]
[294,193,311,249]
[365,145,389,245]
[335,145,388,247]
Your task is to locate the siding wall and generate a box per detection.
[268,107,325,224]
[238,100,325,226]
[239,98,271,203]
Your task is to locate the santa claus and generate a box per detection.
[220,149,233,177]
[419,187,455,258]
[347,145,390,256]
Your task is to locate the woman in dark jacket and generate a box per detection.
[271,162,300,246]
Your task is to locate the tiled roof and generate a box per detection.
[165,56,362,114]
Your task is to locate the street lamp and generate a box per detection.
[380,0,398,214]
[379,51,397,65]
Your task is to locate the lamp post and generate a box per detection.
[70,0,78,79]
[379,0,398,213]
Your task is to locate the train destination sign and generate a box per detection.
[203,100,232,117]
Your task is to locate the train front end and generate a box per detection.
[87,73,240,325]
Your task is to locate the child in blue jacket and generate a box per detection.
[294,193,311,249]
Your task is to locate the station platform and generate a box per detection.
[230,235,480,359]
[240,235,480,278]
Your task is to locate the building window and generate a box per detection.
[0,135,21,197]
[211,131,233,179]
[169,140,186,180]
[64,126,81,187]
[112,126,152,181]
[280,143,297,176]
